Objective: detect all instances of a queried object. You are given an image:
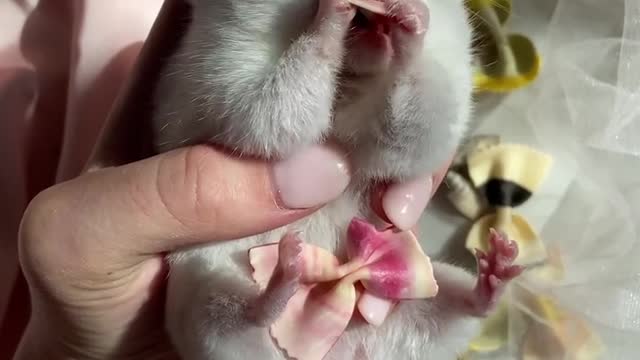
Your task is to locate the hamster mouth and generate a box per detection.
[351,8,391,34]
[347,8,393,55]
[343,7,394,76]
[352,9,370,29]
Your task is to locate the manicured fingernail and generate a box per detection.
[273,145,351,209]
[357,292,395,326]
[382,176,432,231]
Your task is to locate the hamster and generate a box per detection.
[151,0,521,359]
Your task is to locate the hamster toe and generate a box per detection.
[278,233,304,282]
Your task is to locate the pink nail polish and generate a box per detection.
[382,177,432,231]
[272,145,351,209]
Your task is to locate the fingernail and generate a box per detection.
[357,292,395,326]
[273,145,351,209]
[382,176,432,231]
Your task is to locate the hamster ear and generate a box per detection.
[86,0,191,171]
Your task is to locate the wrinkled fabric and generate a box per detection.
[0,0,163,355]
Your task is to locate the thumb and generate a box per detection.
[20,144,351,271]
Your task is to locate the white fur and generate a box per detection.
[153,0,478,359]
[153,0,335,158]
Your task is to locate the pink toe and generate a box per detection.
[279,233,302,255]
[508,241,519,259]
[489,232,500,252]
[506,265,524,279]
[278,233,304,276]
[478,259,489,271]
[478,274,488,290]
[488,274,500,289]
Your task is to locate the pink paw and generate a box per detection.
[381,0,429,63]
[384,0,429,35]
[277,233,304,283]
[472,229,523,315]
[316,0,357,26]
[313,0,356,57]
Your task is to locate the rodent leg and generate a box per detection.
[217,0,357,158]
[167,234,303,359]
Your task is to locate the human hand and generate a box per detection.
[14,146,450,360]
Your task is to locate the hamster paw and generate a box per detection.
[318,0,357,19]
[246,233,304,326]
[314,0,357,56]
[470,229,523,316]
[277,232,304,284]
[385,0,429,34]
[384,0,429,62]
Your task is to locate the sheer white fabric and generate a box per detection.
[523,0,640,357]
[420,1,640,358]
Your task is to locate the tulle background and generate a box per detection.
[420,0,640,358]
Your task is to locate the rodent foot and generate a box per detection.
[470,229,523,316]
